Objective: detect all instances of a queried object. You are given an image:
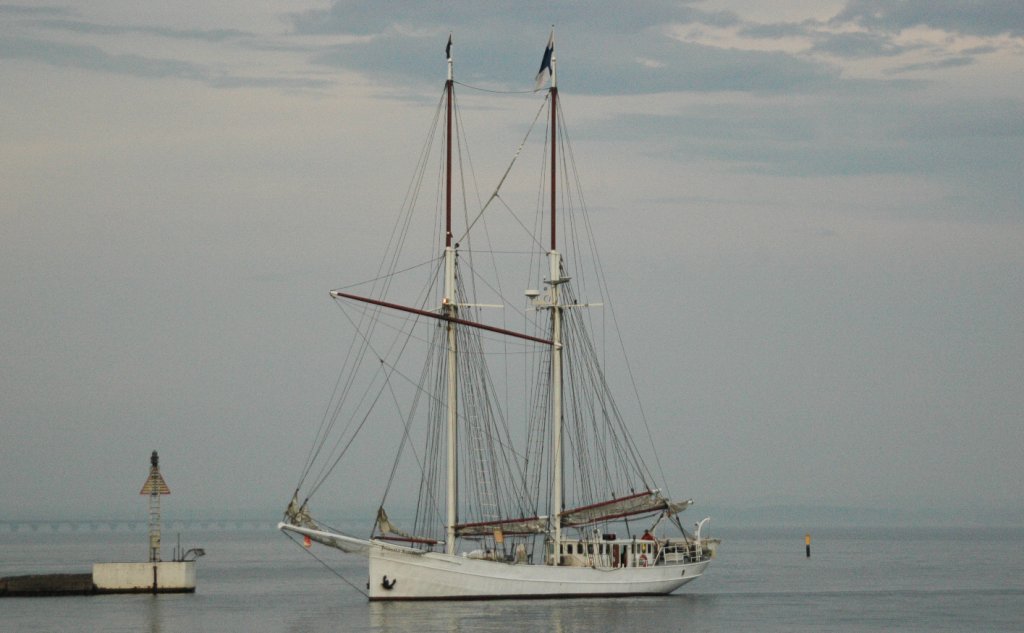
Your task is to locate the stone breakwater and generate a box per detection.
[1,561,196,597]
[1,573,94,596]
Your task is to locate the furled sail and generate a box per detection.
[376,507,439,545]
[284,494,318,530]
[454,516,548,537]
[559,490,692,528]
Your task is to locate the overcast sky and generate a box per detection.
[2,1,1022,523]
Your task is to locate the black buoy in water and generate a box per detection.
[805,533,811,557]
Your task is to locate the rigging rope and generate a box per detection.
[454,95,549,246]
[282,531,369,598]
[379,329,436,511]
[292,74,683,546]
[561,118,673,495]
[454,80,538,94]
[294,89,449,495]
[330,257,440,291]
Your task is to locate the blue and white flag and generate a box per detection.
[534,31,554,90]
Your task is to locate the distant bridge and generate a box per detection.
[0,519,278,534]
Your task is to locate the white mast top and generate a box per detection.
[447,33,453,81]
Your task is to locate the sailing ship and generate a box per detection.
[279,32,718,600]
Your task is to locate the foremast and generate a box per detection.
[444,36,458,556]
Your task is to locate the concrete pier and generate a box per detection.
[93,561,196,594]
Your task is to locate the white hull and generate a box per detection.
[367,544,710,601]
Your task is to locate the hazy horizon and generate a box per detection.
[4,501,1023,531]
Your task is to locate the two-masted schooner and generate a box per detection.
[280,32,717,600]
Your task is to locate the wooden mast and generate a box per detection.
[550,69,557,252]
[446,37,453,250]
[444,35,458,555]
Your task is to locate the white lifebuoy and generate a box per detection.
[639,554,649,567]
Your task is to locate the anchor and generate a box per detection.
[381,575,397,590]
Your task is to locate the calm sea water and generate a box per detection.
[2,525,1022,632]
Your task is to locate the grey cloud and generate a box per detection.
[591,109,817,145]
[287,0,705,37]
[738,4,1023,64]
[631,125,927,179]
[0,36,205,80]
[699,138,936,177]
[739,21,817,39]
[887,56,976,74]
[304,24,840,96]
[574,86,1023,189]
[586,43,837,94]
[208,75,330,90]
[892,98,1024,140]
[673,6,741,28]
[810,31,912,58]
[833,0,1024,37]
[29,18,252,43]
[962,45,998,55]
[0,35,327,90]
[287,1,395,36]
[738,18,913,61]
[0,4,71,17]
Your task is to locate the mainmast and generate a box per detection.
[544,32,565,565]
[443,36,458,556]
